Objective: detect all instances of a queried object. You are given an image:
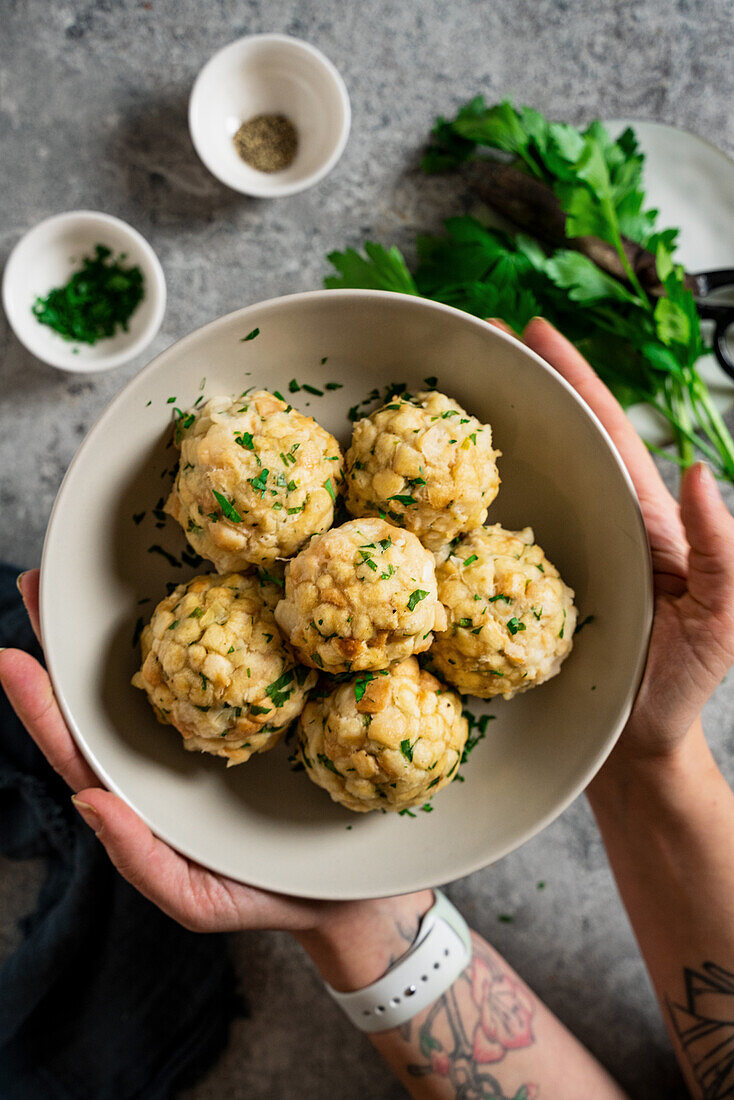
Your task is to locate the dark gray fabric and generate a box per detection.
[0,564,246,1099]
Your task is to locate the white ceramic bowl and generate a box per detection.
[189,34,351,197]
[40,291,652,899]
[2,211,166,374]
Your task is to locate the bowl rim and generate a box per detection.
[1,209,167,374]
[188,32,352,198]
[39,289,653,898]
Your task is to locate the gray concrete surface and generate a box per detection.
[2,1,734,1097]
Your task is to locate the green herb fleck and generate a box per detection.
[234,431,254,450]
[248,469,270,496]
[32,244,145,344]
[317,753,341,775]
[407,589,429,611]
[213,490,243,522]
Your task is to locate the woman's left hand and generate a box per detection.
[0,570,430,973]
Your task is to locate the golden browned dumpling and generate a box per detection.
[165,390,344,571]
[132,572,316,765]
[432,524,577,700]
[274,518,446,674]
[344,390,500,551]
[297,658,468,812]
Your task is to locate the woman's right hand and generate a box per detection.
[507,317,734,763]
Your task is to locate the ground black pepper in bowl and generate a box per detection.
[233,113,298,172]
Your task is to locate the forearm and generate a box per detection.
[587,720,734,1100]
[296,896,626,1099]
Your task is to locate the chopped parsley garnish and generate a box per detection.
[249,704,271,716]
[248,469,269,496]
[354,668,388,702]
[407,589,429,611]
[303,383,323,396]
[575,614,595,634]
[400,739,414,762]
[147,544,181,568]
[133,511,146,525]
[378,537,392,551]
[234,431,254,449]
[460,709,495,764]
[324,477,336,500]
[358,550,378,572]
[213,490,243,522]
[266,669,295,707]
[227,646,235,654]
[424,376,438,387]
[463,554,478,566]
[241,327,260,341]
[168,619,179,630]
[325,381,342,390]
[273,390,286,402]
[559,609,567,639]
[507,616,526,635]
[257,567,285,590]
[200,674,208,692]
[167,396,176,404]
[288,379,301,393]
[317,753,341,775]
[399,808,416,818]
[388,493,417,507]
[488,593,511,603]
[189,607,204,619]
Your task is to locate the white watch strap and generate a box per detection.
[325,891,472,1033]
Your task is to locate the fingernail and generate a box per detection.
[697,462,718,496]
[72,795,101,831]
[16,571,27,595]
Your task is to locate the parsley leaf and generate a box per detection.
[407,589,429,611]
[213,491,243,523]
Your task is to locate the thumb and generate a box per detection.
[679,463,734,619]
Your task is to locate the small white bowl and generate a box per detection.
[2,211,166,373]
[189,34,351,198]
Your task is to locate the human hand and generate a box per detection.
[0,570,431,977]
[502,317,734,764]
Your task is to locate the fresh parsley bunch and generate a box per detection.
[325,99,734,480]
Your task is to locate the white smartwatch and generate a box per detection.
[324,891,472,1033]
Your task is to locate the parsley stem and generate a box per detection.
[690,375,734,477]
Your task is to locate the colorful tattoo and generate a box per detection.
[668,961,734,1099]
[402,937,538,1099]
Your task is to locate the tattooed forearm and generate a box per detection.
[667,961,734,1100]
[399,935,538,1100]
